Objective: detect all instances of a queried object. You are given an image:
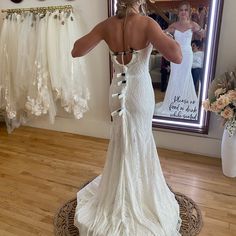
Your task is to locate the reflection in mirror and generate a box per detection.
[148,1,208,121]
[108,0,224,133]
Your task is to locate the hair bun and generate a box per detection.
[116,0,146,18]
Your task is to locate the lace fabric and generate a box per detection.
[0,9,90,133]
[74,45,182,236]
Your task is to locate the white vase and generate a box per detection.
[221,128,236,177]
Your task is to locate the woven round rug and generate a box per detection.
[54,183,203,236]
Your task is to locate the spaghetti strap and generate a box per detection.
[119,13,134,66]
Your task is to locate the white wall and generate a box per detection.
[1,0,235,158]
[0,0,111,138]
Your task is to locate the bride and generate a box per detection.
[72,0,182,235]
[155,1,205,120]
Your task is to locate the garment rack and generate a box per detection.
[1,5,73,14]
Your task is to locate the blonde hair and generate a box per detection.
[178,1,192,18]
[116,0,146,19]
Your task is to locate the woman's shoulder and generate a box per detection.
[103,15,148,26]
[96,16,121,26]
[190,21,201,31]
[107,14,150,28]
[100,16,117,25]
[94,16,119,32]
[107,14,148,21]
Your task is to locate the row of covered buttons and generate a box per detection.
[111,71,127,117]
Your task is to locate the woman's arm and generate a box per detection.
[71,22,105,58]
[164,23,175,34]
[192,21,206,38]
[147,18,182,64]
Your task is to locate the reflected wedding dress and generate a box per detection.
[155,29,199,120]
[74,44,182,236]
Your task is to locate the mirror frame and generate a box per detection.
[108,0,224,134]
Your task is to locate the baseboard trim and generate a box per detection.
[153,130,221,158]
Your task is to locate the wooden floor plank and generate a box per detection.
[0,124,235,235]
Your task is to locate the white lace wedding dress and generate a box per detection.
[155,29,199,120]
[74,44,182,236]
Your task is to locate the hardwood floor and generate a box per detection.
[0,124,235,236]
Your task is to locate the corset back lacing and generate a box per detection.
[110,48,138,117]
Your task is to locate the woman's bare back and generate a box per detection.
[104,15,149,51]
[103,15,150,64]
[71,14,182,64]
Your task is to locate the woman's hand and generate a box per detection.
[192,21,206,38]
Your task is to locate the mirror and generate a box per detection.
[108,0,224,134]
